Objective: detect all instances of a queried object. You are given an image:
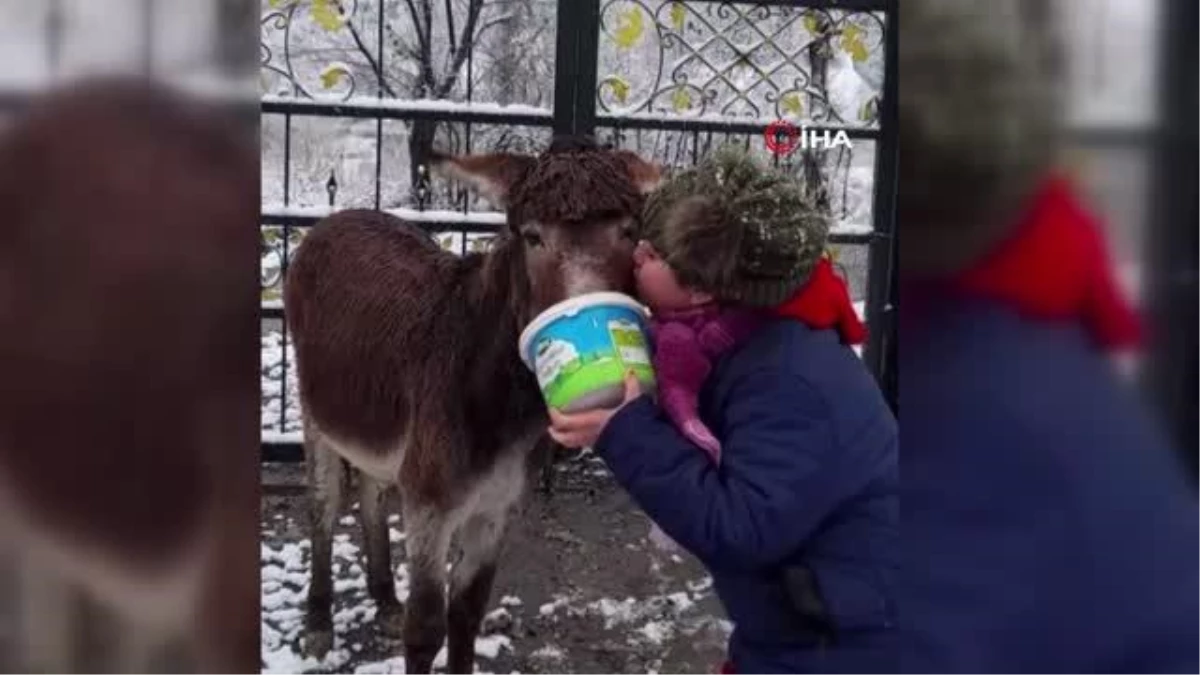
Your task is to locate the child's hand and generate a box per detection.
[548,371,644,449]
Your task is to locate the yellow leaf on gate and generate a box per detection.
[803,12,821,35]
[613,7,645,50]
[858,97,878,122]
[311,0,345,32]
[781,93,803,116]
[669,2,686,31]
[841,24,868,62]
[611,77,631,104]
[320,64,349,90]
[672,88,692,112]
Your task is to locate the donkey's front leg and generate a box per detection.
[303,427,345,658]
[358,474,403,638]
[446,509,510,674]
[401,499,453,674]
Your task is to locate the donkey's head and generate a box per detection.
[431,136,661,317]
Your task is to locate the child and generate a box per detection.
[634,146,867,550]
[548,145,896,673]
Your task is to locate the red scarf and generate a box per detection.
[944,175,1142,349]
[773,257,868,345]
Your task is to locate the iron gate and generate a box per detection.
[258,0,898,462]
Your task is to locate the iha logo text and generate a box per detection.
[763,120,853,155]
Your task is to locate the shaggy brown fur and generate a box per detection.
[285,137,660,674]
[508,138,646,227]
[0,78,259,672]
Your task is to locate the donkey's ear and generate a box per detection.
[614,150,664,195]
[427,150,535,209]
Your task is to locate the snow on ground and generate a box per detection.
[260,451,733,674]
[261,331,302,437]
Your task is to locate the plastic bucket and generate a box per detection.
[518,292,657,413]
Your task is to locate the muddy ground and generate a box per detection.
[261,451,731,674]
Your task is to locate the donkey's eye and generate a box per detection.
[621,220,639,241]
[521,229,544,248]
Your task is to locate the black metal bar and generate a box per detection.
[260,213,872,244]
[263,442,304,464]
[375,0,385,210]
[1142,0,1198,483]
[260,99,553,126]
[861,0,897,399]
[283,113,292,207]
[552,0,579,136]
[260,213,494,232]
[377,0,385,97]
[687,0,886,8]
[573,0,602,136]
[883,213,899,415]
[279,224,291,435]
[599,115,880,140]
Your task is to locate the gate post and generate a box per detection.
[1142,0,1198,482]
[552,0,601,138]
[862,0,899,411]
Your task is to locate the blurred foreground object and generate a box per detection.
[0,78,259,672]
[1141,0,1199,480]
[898,0,1199,672]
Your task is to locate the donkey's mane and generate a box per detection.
[508,138,644,228]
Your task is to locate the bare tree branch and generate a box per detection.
[475,14,517,45]
[401,0,433,95]
[444,0,457,58]
[401,0,425,49]
[421,0,436,93]
[333,0,398,97]
[434,0,483,98]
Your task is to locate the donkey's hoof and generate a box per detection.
[302,628,334,659]
[377,602,406,638]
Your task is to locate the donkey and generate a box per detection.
[0,79,259,672]
[284,136,660,673]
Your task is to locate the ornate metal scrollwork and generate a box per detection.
[597,1,886,126]
[261,0,363,100]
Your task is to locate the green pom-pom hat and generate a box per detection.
[639,143,830,308]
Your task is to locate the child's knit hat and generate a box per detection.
[639,144,830,307]
[901,0,1063,274]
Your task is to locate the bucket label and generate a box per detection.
[525,303,657,411]
[532,338,580,391]
[609,319,650,366]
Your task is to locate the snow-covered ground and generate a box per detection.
[260,454,733,674]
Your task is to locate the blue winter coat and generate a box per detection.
[595,319,899,674]
[901,301,1200,673]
